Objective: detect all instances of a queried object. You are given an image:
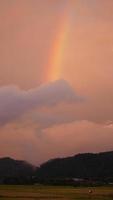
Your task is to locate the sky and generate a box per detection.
[0,0,113,165]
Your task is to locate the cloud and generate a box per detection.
[30,112,77,130]
[0,79,82,126]
[1,120,113,165]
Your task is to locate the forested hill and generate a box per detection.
[0,157,35,178]
[0,151,113,184]
[36,151,113,180]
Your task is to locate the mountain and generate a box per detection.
[0,157,35,184]
[36,151,113,181]
[0,151,113,185]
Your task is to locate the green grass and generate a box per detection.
[0,185,113,200]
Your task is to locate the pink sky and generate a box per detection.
[0,0,113,165]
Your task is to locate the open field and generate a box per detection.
[0,185,113,200]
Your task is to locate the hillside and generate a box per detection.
[0,151,113,184]
[0,157,35,184]
[36,151,113,181]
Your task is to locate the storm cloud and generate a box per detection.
[0,79,82,126]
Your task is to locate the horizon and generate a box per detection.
[0,0,113,165]
[0,149,113,166]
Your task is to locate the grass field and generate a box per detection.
[0,185,113,200]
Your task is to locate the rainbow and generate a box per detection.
[47,2,72,82]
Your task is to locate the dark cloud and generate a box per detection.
[0,79,82,126]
